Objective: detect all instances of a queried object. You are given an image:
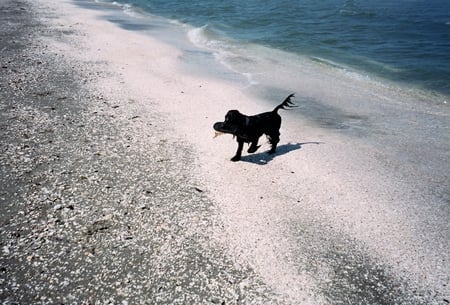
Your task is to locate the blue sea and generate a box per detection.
[92,0,450,97]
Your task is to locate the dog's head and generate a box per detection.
[224,110,244,128]
[213,110,246,135]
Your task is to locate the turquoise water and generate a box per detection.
[99,0,450,96]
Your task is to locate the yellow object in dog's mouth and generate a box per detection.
[213,131,225,138]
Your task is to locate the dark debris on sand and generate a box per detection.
[0,1,280,304]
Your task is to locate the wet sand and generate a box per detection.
[1,0,448,304]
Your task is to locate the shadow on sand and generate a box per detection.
[240,142,323,165]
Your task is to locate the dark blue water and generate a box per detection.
[99,0,450,96]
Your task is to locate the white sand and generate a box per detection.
[34,0,449,303]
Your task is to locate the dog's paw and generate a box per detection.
[230,155,241,162]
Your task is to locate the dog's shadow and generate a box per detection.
[240,142,323,165]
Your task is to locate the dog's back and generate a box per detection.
[249,111,281,134]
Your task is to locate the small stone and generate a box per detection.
[194,187,204,193]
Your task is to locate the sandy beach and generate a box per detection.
[1,0,449,304]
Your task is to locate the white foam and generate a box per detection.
[108,1,142,18]
[187,25,211,48]
[187,25,260,88]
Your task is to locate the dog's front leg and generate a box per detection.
[231,139,244,161]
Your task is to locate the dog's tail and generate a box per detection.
[272,93,296,113]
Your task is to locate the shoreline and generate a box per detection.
[1,0,448,304]
[91,0,450,99]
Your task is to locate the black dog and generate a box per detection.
[214,94,296,161]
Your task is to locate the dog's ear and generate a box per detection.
[225,110,240,123]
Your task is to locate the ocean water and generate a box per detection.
[96,0,450,97]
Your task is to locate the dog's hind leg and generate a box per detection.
[267,132,280,154]
[247,139,261,153]
[231,139,244,161]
